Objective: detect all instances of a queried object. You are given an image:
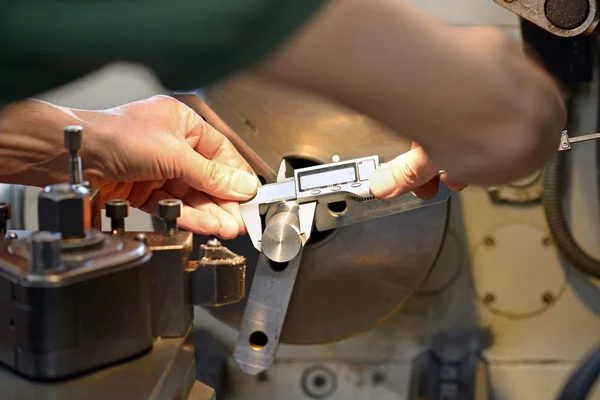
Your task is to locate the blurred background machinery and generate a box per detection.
[2,1,600,399]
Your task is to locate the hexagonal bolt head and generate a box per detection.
[38,183,92,239]
[158,199,182,236]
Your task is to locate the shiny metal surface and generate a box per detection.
[187,239,247,307]
[1,234,150,287]
[29,231,63,272]
[493,0,597,37]
[188,75,449,344]
[262,202,302,263]
[234,250,305,374]
[0,330,201,400]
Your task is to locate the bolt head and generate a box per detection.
[0,203,11,222]
[64,125,83,152]
[106,199,130,219]
[38,183,92,239]
[158,199,182,220]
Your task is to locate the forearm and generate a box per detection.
[258,0,565,185]
[0,100,104,187]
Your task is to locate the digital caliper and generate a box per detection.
[240,155,449,263]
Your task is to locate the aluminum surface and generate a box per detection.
[262,202,302,263]
[193,75,449,344]
[233,250,305,374]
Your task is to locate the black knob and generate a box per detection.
[158,199,182,236]
[106,199,130,235]
[64,125,83,185]
[0,202,11,237]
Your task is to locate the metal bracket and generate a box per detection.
[233,249,305,375]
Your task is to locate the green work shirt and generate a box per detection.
[0,1,324,107]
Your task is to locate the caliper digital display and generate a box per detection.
[294,156,378,198]
[297,164,357,191]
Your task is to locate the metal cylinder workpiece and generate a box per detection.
[262,202,302,263]
[29,231,63,273]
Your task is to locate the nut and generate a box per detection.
[38,183,92,239]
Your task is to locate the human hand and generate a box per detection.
[78,95,259,239]
[370,142,467,200]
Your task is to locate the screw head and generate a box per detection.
[542,291,555,304]
[0,203,11,222]
[135,233,148,243]
[64,125,83,152]
[483,236,495,247]
[106,199,130,219]
[6,232,17,240]
[158,199,182,220]
[483,293,496,304]
[332,155,341,163]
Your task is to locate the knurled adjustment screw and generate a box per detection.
[158,199,182,236]
[0,202,11,238]
[64,125,83,185]
[106,199,130,235]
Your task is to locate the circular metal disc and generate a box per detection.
[185,75,449,344]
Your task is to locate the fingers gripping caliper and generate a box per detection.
[234,154,450,375]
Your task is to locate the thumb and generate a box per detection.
[178,147,258,201]
[370,147,439,199]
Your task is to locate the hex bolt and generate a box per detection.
[106,199,130,235]
[64,125,83,185]
[29,231,63,273]
[0,202,11,238]
[158,199,182,236]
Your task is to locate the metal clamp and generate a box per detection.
[187,239,246,307]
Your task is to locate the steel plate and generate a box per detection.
[176,74,449,344]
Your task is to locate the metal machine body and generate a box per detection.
[0,127,248,399]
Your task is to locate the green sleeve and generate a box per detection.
[0,0,325,107]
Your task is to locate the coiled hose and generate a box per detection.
[544,148,600,399]
[543,151,600,278]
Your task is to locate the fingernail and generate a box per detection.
[369,168,395,197]
[231,170,258,196]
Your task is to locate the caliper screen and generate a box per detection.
[298,164,357,191]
